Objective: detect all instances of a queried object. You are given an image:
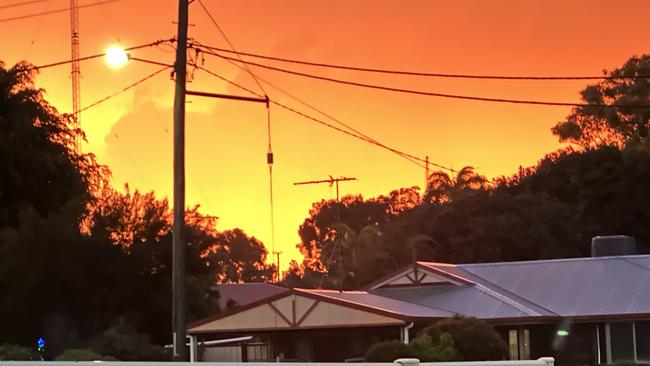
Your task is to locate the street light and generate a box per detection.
[105,45,129,69]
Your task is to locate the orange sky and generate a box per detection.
[3,0,650,266]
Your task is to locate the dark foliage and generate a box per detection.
[419,316,506,361]
[364,340,416,362]
[0,61,274,357]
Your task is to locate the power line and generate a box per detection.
[201,49,650,109]
[195,0,267,96]
[75,66,170,115]
[194,64,455,173]
[192,42,428,170]
[0,0,48,10]
[23,37,175,71]
[193,42,650,81]
[0,0,121,23]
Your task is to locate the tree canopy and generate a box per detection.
[0,61,274,358]
[552,54,650,149]
[285,54,650,290]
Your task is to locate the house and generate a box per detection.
[188,236,650,365]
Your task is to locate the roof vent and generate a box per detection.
[591,235,636,257]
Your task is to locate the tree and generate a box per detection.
[0,61,275,353]
[293,188,420,288]
[0,62,110,351]
[551,55,650,149]
[504,146,650,254]
[0,62,103,228]
[424,166,488,204]
[86,186,275,343]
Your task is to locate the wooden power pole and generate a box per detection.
[172,0,189,360]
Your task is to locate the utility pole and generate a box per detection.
[274,251,282,282]
[294,176,356,291]
[172,0,189,361]
[425,156,430,190]
[169,3,269,359]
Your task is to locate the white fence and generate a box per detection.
[0,357,554,366]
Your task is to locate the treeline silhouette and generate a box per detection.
[0,61,274,359]
[283,54,650,290]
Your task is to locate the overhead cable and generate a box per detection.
[194,42,650,81]
[195,0,267,96]
[195,44,429,170]
[0,0,49,10]
[24,37,176,71]
[201,49,650,109]
[195,64,455,173]
[75,66,170,115]
[0,0,122,23]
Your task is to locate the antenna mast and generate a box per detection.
[294,176,357,291]
[70,0,80,151]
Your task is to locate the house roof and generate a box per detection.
[372,284,534,320]
[297,289,454,319]
[451,255,650,318]
[191,254,650,334]
[215,283,288,310]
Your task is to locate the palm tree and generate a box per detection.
[424,166,488,203]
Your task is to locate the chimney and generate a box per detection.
[591,235,637,257]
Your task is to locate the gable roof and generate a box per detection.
[297,289,454,319]
[215,283,288,310]
[367,255,650,321]
[189,287,443,334]
[451,255,650,318]
[190,255,650,334]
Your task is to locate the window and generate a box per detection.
[600,321,650,363]
[509,330,518,360]
[508,328,531,360]
[610,322,634,362]
[637,321,650,361]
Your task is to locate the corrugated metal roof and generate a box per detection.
[201,255,650,332]
[371,284,531,319]
[297,289,454,318]
[456,255,650,317]
[216,283,288,310]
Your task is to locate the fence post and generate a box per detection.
[394,358,420,366]
[538,357,555,366]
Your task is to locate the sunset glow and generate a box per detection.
[3,0,650,266]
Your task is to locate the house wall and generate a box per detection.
[497,323,596,366]
[269,326,402,362]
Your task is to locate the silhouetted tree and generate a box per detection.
[552,55,650,148]
[0,61,275,355]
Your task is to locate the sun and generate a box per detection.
[105,45,129,69]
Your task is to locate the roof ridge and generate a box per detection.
[458,254,650,268]
[435,265,559,317]
[296,288,455,317]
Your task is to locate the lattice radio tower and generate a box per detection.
[70,0,81,151]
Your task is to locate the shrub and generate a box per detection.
[419,315,507,361]
[410,332,462,362]
[54,349,115,361]
[364,340,416,362]
[90,318,166,361]
[0,343,41,360]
